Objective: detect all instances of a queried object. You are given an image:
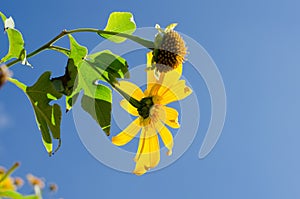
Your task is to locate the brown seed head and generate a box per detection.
[154,30,187,73]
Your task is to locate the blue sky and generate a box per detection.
[1,0,300,198]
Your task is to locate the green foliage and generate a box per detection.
[100,12,136,43]
[0,12,28,65]
[73,50,128,135]
[81,85,112,135]
[0,10,156,155]
[85,50,129,83]
[68,35,88,66]
[51,35,128,135]
[51,59,78,96]
[0,190,38,199]
[10,73,63,155]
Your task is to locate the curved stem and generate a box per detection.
[48,46,70,56]
[6,28,154,68]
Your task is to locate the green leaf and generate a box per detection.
[66,92,79,112]
[51,59,78,96]
[0,190,24,199]
[64,35,87,111]
[67,52,117,134]
[0,190,39,199]
[62,49,128,135]
[0,12,26,64]
[63,59,99,112]
[81,84,112,135]
[100,12,136,43]
[87,50,129,80]
[51,36,87,111]
[9,72,63,155]
[68,35,88,66]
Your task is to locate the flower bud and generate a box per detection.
[0,65,11,89]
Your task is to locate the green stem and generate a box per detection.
[48,46,70,55]
[6,28,154,68]
[85,60,141,108]
[0,162,20,183]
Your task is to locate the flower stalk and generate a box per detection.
[6,28,154,68]
[0,162,20,183]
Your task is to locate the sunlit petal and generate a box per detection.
[117,81,145,101]
[157,106,180,128]
[160,80,192,105]
[120,99,139,116]
[133,126,160,176]
[146,52,182,97]
[112,118,141,146]
[159,63,182,89]
[155,121,174,156]
[146,52,156,93]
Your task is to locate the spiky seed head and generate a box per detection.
[153,30,187,73]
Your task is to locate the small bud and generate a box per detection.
[49,183,58,192]
[0,65,11,89]
[0,167,6,174]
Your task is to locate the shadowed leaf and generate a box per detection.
[9,72,63,155]
[81,84,112,135]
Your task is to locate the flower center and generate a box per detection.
[137,97,154,119]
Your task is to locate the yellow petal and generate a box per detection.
[120,99,139,116]
[133,126,160,175]
[155,121,174,156]
[160,63,182,89]
[116,81,145,101]
[0,177,16,191]
[112,118,141,146]
[146,52,182,96]
[160,80,192,105]
[157,106,180,128]
[146,52,156,93]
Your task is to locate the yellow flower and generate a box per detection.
[112,52,192,175]
[0,168,16,191]
[26,174,45,189]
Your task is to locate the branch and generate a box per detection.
[6,28,154,68]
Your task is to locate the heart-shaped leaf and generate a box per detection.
[99,12,136,43]
[10,72,63,155]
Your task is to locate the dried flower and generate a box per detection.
[152,24,187,73]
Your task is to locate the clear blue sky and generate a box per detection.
[1,0,300,198]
